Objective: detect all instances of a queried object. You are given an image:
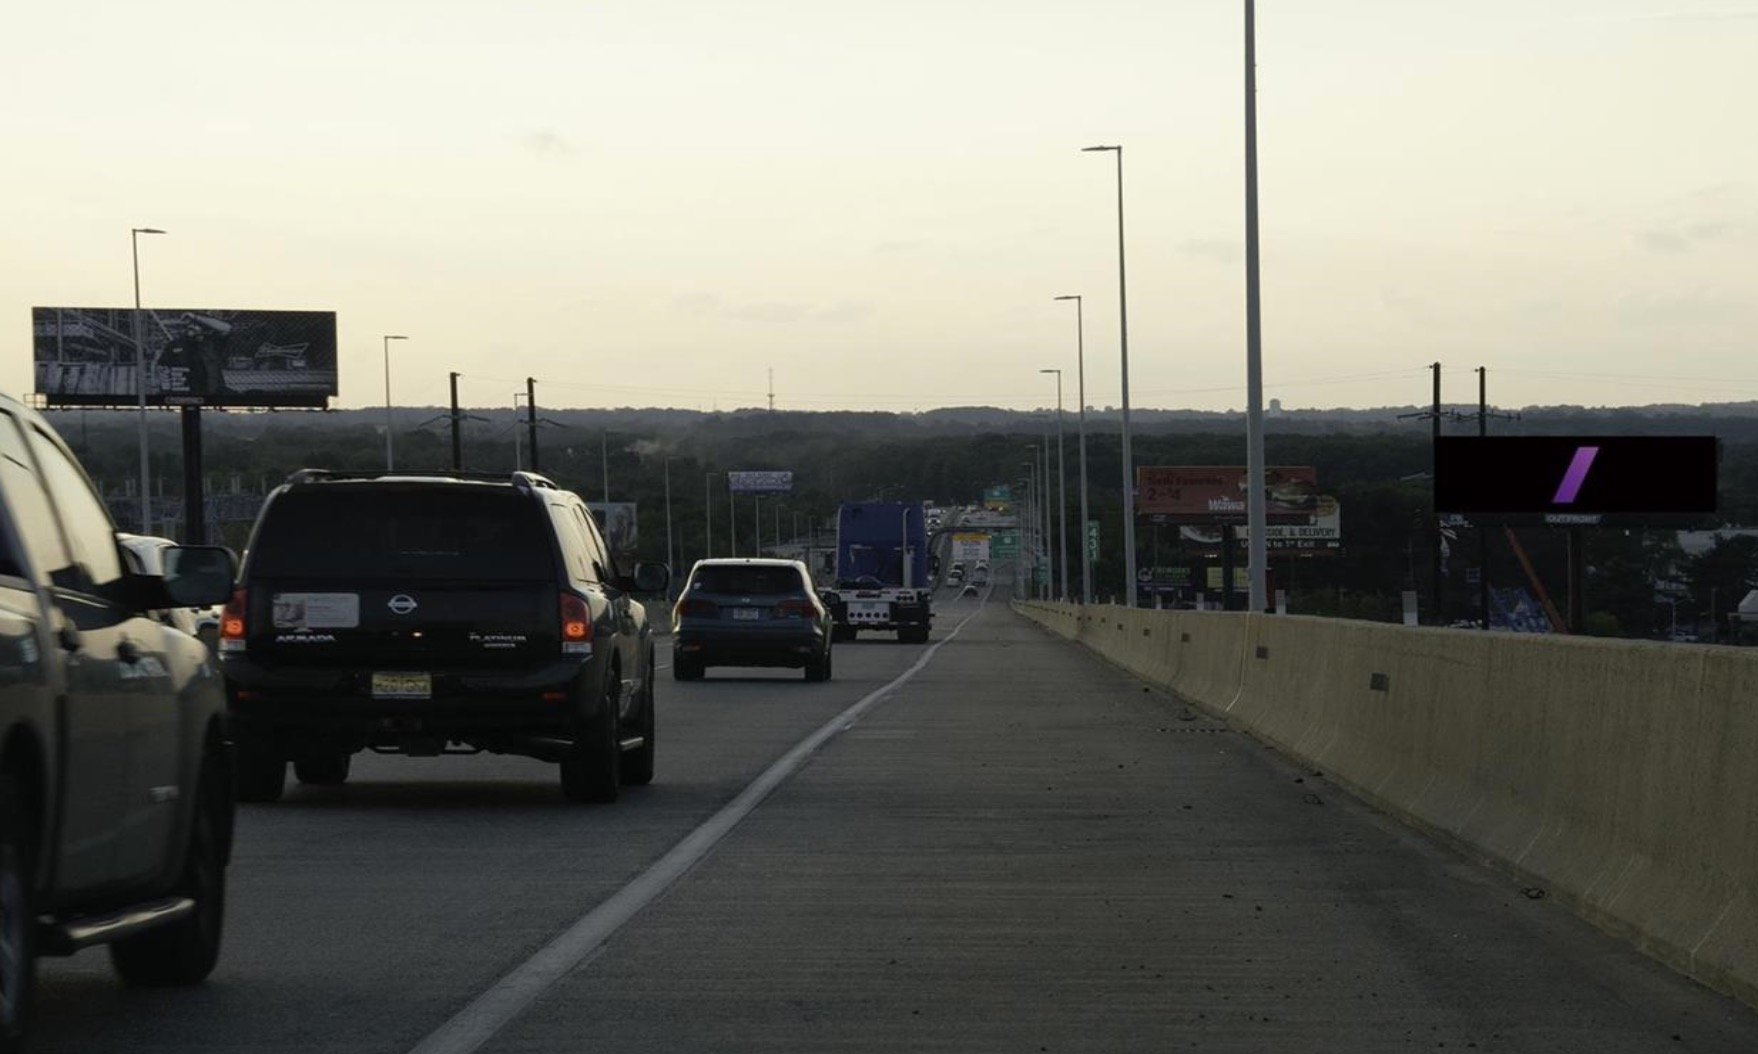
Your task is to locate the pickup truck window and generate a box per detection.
[0,412,72,586]
[26,425,124,592]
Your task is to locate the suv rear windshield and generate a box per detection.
[249,487,556,581]
[689,566,803,596]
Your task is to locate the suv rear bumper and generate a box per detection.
[674,623,824,668]
[223,654,599,754]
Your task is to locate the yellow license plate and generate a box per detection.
[371,672,432,699]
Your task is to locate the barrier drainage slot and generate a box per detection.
[1255,645,1269,660]
[1180,633,1191,643]
[1143,628,1151,637]
[1369,672,1390,692]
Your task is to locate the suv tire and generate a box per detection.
[620,661,656,787]
[110,748,226,987]
[560,678,621,804]
[233,735,286,803]
[0,774,37,1054]
[293,754,351,786]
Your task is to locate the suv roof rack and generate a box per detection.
[283,468,559,490]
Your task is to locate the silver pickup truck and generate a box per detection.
[0,392,236,1050]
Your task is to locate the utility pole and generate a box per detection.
[767,367,775,412]
[525,377,539,473]
[600,430,610,505]
[449,372,463,471]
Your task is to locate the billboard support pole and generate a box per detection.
[1222,525,1237,610]
[1567,527,1585,634]
[526,378,539,473]
[450,372,463,471]
[1431,362,1445,624]
[180,407,204,545]
[1477,366,1490,629]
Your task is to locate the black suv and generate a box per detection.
[0,392,237,1049]
[221,470,668,803]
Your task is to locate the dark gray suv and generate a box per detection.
[221,470,668,803]
[672,559,833,681]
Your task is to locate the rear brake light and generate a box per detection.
[560,593,592,642]
[675,599,717,619]
[221,588,247,640]
[776,599,817,619]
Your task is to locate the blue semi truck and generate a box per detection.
[820,501,933,643]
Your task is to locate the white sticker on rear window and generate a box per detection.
[272,593,361,629]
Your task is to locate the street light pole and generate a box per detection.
[130,227,165,534]
[1054,296,1091,604]
[382,334,407,470]
[1083,144,1136,607]
[1041,368,1068,600]
[1243,0,1270,612]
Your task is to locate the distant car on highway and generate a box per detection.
[221,469,668,804]
[119,533,222,653]
[961,584,980,598]
[672,558,833,681]
[0,391,237,1044]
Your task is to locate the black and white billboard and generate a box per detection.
[1435,436,1718,526]
[33,307,338,408]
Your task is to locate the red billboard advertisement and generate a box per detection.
[1137,465,1319,525]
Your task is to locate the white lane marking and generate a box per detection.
[406,587,992,1054]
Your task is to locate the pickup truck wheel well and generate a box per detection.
[0,729,45,878]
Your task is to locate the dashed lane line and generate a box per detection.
[405,586,994,1054]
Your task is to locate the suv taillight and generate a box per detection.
[560,592,592,644]
[776,598,817,619]
[675,599,717,619]
[221,588,247,640]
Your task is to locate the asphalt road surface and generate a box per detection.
[31,578,1758,1053]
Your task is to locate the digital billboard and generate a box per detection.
[727,470,793,495]
[1137,465,1319,525]
[1435,436,1718,525]
[33,307,338,408]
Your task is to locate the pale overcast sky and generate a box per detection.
[3,1,1754,413]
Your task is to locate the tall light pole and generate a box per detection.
[1083,144,1136,607]
[382,334,407,470]
[130,227,165,533]
[512,392,527,469]
[1041,368,1069,601]
[1054,295,1091,604]
[1243,1,1269,612]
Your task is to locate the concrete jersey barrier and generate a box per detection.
[1012,600,1758,1011]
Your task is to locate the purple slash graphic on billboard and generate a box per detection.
[1551,446,1600,505]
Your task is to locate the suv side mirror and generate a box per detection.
[632,562,670,595]
[163,546,236,607]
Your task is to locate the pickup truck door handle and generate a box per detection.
[117,639,141,665]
